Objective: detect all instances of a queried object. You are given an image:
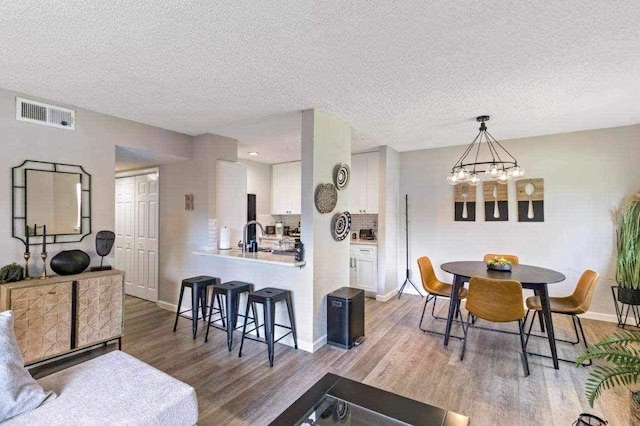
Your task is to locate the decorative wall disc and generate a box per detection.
[333,163,351,191]
[332,211,352,241]
[315,183,338,214]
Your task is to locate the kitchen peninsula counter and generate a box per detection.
[194,248,306,268]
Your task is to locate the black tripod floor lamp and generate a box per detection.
[398,194,423,299]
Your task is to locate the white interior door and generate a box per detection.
[115,172,159,302]
[115,177,136,297]
[134,174,159,302]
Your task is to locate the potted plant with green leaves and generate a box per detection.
[612,193,640,326]
[577,330,640,423]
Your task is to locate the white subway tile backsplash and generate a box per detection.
[259,213,377,238]
[271,214,301,229]
[350,214,378,236]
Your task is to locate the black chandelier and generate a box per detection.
[447,115,524,186]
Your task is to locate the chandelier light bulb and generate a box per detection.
[467,173,481,186]
[486,164,500,179]
[447,173,459,185]
[455,168,469,181]
[497,170,509,184]
[508,166,525,179]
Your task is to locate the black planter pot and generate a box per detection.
[612,286,640,328]
[617,287,640,305]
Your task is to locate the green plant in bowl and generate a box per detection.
[486,256,512,271]
[486,256,512,266]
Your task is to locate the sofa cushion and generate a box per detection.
[4,350,198,425]
[0,310,56,423]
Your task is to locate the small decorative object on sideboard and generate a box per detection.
[23,223,31,279]
[486,256,512,271]
[0,263,24,283]
[91,230,115,271]
[51,250,91,276]
[40,224,48,280]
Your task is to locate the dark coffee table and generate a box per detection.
[270,373,469,425]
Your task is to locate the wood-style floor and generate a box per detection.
[122,295,629,425]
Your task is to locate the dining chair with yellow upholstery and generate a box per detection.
[417,256,468,338]
[460,276,530,376]
[483,254,520,264]
[524,269,599,366]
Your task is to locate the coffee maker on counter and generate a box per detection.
[359,229,376,240]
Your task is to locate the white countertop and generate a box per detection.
[194,248,306,268]
[350,239,378,245]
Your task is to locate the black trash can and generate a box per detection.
[327,287,365,349]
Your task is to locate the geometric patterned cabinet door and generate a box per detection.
[76,274,124,347]
[0,269,124,366]
[10,282,72,364]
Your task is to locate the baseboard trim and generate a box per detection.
[296,336,327,353]
[376,289,399,302]
[312,335,327,353]
[580,312,619,324]
[157,301,177,312]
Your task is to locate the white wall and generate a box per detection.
[301,109,352,344]
[399,124,640,318]
[240,159,272,217]
[216,160,248,245]
[158,135,237,304]
[0,87,192,275]
[377,146,400,300]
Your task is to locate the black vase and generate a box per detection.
[50,250,90,276]
[617,287,640,306]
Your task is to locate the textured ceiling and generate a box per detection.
[1,1,640,164]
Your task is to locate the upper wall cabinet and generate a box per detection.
[272,161,301,215]
[349,152,379,214]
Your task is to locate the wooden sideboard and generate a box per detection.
[0,269,124,365]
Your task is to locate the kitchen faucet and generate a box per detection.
[242,220,265,255]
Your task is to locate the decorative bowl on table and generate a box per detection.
[486,256,512,271]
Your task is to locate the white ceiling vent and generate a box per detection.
[16,97,75,130]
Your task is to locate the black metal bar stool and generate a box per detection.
[238,287,298,367]
[205,281,259,351]
[173,276,221,339]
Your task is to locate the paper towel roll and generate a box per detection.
[219,226,231,250]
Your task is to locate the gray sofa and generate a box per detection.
[4,350,198,425]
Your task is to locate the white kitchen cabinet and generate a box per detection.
[350,244,378,293]
[272,161,301,214]
[349,152,379,214]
